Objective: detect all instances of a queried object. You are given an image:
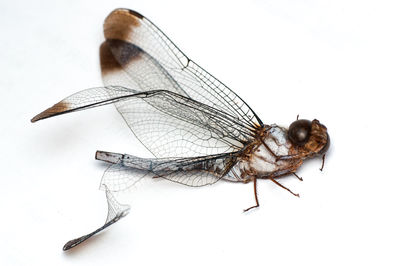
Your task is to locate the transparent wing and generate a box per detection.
[102,8,262,127]
[96,150,239,190]
[32,8,263,157]
[62,149,237,249]
[100,8,263,156]
[31,87,255,156]
[31,86,135,122]
[63,186,130,251]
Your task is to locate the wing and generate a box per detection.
[100,8,263,156]
[63,186,130,251]
[96,150,239,190]
[31,86,135,122]
[62,150,238,250]
[32,8,263,157]
[31,87,255,156]
[102,8,262,127]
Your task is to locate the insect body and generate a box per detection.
[32,8,330,250]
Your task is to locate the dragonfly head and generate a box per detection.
[288,119,330,157]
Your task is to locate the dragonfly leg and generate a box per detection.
[292,172,303,181]
[260,139,301,162]
[320,154,326,171]
[243,178,260,212]
[275,154,302,161]
[269,177,300,197]
[260,139,281,161]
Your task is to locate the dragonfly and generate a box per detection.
[31,8,330,251]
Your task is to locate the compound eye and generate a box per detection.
[288,119,312,146]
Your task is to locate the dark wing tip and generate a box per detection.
[104,8,144,42]
[63,235,91,251]
[111,8,144,19]
[126,8,144,19]
[31,101,70,123]
[31,112,46,123]
[63,238,79,251]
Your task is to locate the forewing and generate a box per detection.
[32,87,254,156]
[113,90,256,157]
[31,86,135,122]
[32,8,262,157]
[100,9,263,153]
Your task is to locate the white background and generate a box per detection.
[1,0,399,265]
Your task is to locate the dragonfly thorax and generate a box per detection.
[228,126,297,180]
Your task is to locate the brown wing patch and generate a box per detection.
[104,8,142,41]
[31,101,70,122]
[107,39,143,65]
[100,41,120,74]
[100,39,143,74]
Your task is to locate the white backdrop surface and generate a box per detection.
[1,0,399,265]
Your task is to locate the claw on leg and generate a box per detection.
[243,204,259,212]
[243,177,259,212]
[320,154,326,171]
[292,172,303,181]
[269,177,300,197]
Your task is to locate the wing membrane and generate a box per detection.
[63,186,130,251]
[96,150,239,190]
[100,8,263,156]
[63,148,237,249]
[31,86,134,122]
[32,8,263,157]
[32,87,254,156]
